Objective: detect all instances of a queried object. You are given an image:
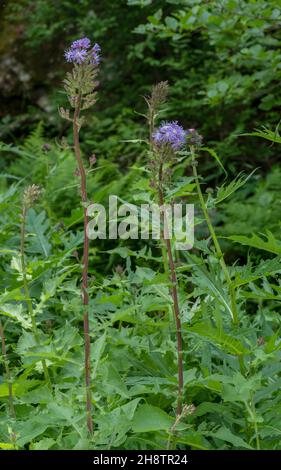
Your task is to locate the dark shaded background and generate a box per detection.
[0,0,280,182]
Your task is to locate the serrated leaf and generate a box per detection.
[189,322,248,355]
[228,231,281,255]
[215,169,257,205]
[25,209,51,257]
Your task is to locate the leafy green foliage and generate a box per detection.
[0,0,281,452]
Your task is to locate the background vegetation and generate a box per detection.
[0,0,281,450]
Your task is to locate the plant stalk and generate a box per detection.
[73,96,93,434]
[190,146,245,374]
[158,163,184,416]
[0,320,16,418]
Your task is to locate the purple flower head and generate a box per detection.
[64,38,101,65]
[153,121,187,151]
[64,48,88,64]
[90,43,101,65]
[71,37,91,50]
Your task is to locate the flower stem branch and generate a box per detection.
[190,146,245,374]
[73,95,93,435]
[158,163,184,416]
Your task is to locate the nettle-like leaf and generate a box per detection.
[214,169,257,205]
[0,303,32,329]
[188,322,249,356]
[184,253,233,318]
[25,208,51,257]
[228,231,281,255]
[233,257,281,288]
[242,125,281,144]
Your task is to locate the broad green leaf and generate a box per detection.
[132,404,174,433]
[0,303,32,329]
[30,438,56,450]
[25,208,51,257]
[0,378,39,398]
[207,427,253,449]
[189,322,248,355]
[176,432,210,450]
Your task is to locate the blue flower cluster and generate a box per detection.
[153,121,187,151]
[65,38,101,66]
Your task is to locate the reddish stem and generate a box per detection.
[158,164,184,416]
[73,98,93,434]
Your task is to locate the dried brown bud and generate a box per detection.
[115,265,124,275]
[257,336,265,346]
[72,250,79,261]
[150,81,169,109]
[42,143,51,152]
[183,404,196,416]
[89,154,97,166]
[23,184,42,208]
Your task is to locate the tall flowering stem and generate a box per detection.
[190,143,245,374]
[146,83,184,416]
[0,320,15,418]
[158,163,184,416]
[60,38,100,434]
[73,96,92,434]
[20,185,52,388]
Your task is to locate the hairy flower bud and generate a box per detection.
[89,154,97,166]
[42,143,51,152]
[150,81,169,110]
[23,184,42,208]
[187,128,203,147]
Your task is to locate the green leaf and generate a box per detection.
[201,147,227,175]
[176,432,210,450]
[241,126,281,144]
[207,427,253,449]
[30,438,56,450]
[0,378,39,398]
[25,209,51,257]
[228,231,281,255]
[189,322,248,356]
[132,404,174,432]
[0,304,32,329]
[215,169,257,205]
[92,332,107,378]
[184,253,233,318]
[0,442,15,450]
